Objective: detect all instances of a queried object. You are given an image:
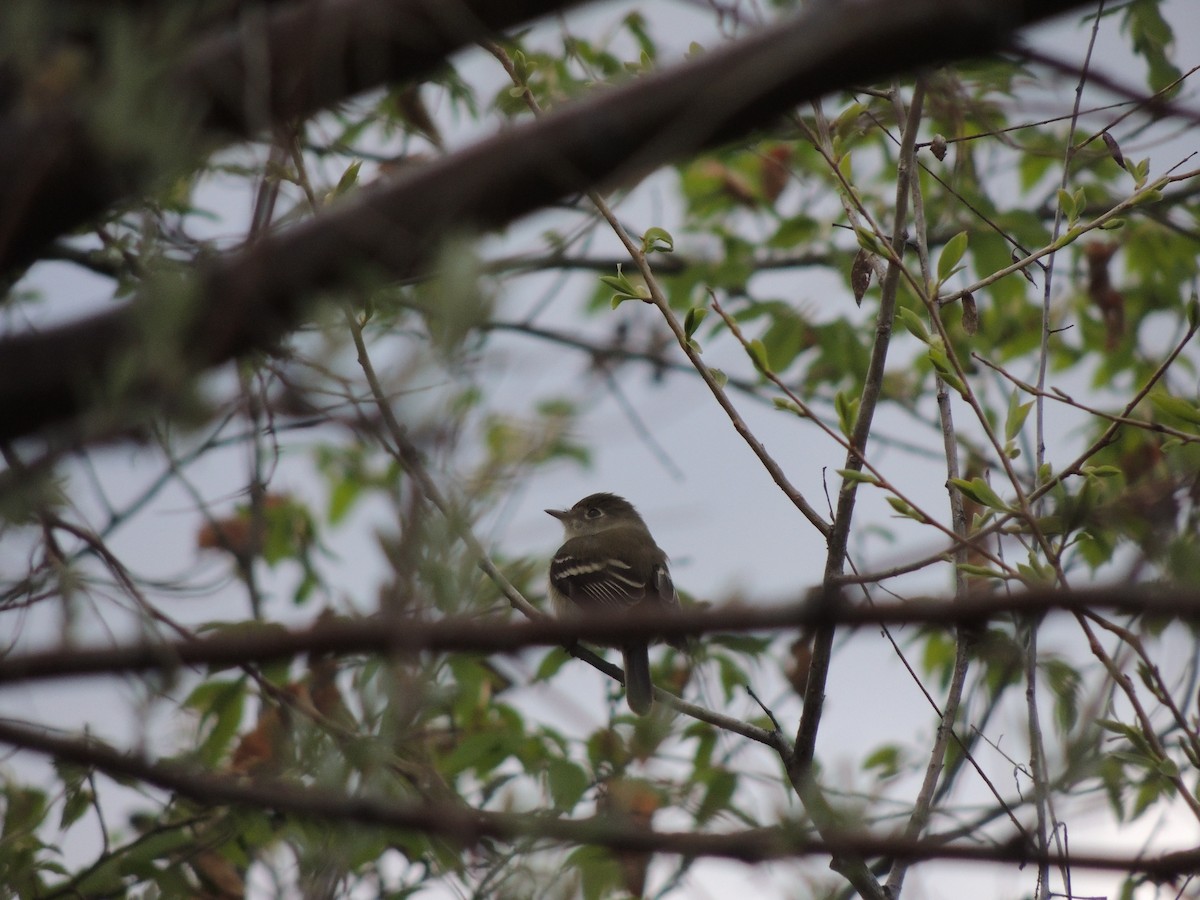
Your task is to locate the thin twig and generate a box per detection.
[342,309,541,621]
[1028,20,1105,874]
[795,80,926,776]
[839,316,1199,588]
[484,40,831,539]
[885,72,977,900]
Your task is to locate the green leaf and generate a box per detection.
[746,339,770,372]
[1057,188,1077,222]
[695,768,737,825]
[759,302,811,373]
[567,845,622,900]
[512,50,533,82]
[600,264,647,307]
[545,758,589,809]
[1124,0,1182,92]
[1097,718,1149,751]
[1042,657,1081,732]
[328,477,362,526]
[1081,465,1123,478]
[641,226,674,253]
[854,226,885,255]
[586,729,629,772]
[769,214,819,249]
[897,306,929,343]
[921,630,957,684]
[189,679,246,766]
[1132,776,1170,819]
[886,496,926,522]
[772,396,804,415]
[837,469,880,486]
[2,787,47,835]
[1155,756,1180,778]
[712,652,750,702]
[1019,149,1057,191]
[71,852,126,896]
[118,826,220,878]
[534,648,572,681]
[59,784,93,830]
[684,306,708,338]
[1150,393,1200,427]
[834,390,859,437]
[599,270,630,290]
[441,732,512,778]
[623,11,657,59]
[687,722,718,770]
[927,345,967,397]
[54,762,94,830]
[1005,391,1034,442]
[937,231,969,281]
[951,477,1009,511]
[707,367,728,388]
[1131,157,1151,189]
[862,744,903,779]
[331,160,362,198]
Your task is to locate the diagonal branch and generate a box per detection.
[792,79,926,780]
[0,0,586,276]
[0,0,1100,443]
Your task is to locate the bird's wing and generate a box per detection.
[651,561,679,610]
[550,548,649,610]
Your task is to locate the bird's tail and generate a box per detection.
[622,643,653,715]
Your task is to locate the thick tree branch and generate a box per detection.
[0,0,584,276]
[0,583,1195,687]
[0,716,1193,879]
[0,0,1099,443]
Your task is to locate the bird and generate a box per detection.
[546,492,684,715]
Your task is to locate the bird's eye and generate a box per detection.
[585,507,603,519]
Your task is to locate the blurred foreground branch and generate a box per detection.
[0,0,1096,443]
[0,582,1192,687]
[0,716,1193,879]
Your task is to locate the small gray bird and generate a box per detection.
[546,492,684,715]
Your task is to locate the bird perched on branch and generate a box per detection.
[546,492,685,715]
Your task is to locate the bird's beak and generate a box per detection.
[545,507,569,520]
